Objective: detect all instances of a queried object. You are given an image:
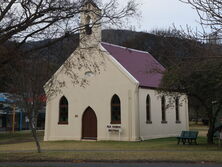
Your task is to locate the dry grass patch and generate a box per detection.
[190,123,209,137]
[1,151,222,163]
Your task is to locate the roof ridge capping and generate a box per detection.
[101,42,151,55]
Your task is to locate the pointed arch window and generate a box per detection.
[161,96,167,123]
[59,96,68,124]
[175,97,181,123]
[111,94,121,124]
[85,15,92,35]
[146,95,152,123]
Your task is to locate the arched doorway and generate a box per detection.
[82,107,97,140]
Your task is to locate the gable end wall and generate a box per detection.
[44,45,140,141]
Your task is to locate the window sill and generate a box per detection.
[176,121,181,124]
[58,122,68,125]
[110,122,121,125]
[161,121,168,124]
[146,121,152,124]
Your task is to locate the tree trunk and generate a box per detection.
[207,103,222,144]
[196,110,199,125]
[30,121,41,153]
[207,127,214,144]
[207,116,215,144]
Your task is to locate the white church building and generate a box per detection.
[44,0,189,141]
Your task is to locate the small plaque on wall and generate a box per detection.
[107,125,122,133]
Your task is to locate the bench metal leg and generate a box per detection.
[182,139,186,145]
[189,139,191,144]
[177,138,180,144]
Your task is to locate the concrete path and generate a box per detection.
[0,162,221,167]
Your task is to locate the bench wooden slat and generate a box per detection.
[177,131,198,145]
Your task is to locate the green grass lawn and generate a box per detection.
[0,124,222,163]
[0,131,220,152]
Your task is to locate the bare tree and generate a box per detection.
[9,56,49,153]
[0,0,138,68]
[180,0,221,38]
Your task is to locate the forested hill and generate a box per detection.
[1,29,222,91]
[34,29,222,69]
[32,29,141,67]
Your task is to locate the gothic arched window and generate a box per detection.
[85,15,92,35]
[161,96,167,123]
[175,97,180,123]
[111,94,121,124]
[59,96,68,124]
[146,95,151,123]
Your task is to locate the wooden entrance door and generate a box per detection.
[82,107,97,140]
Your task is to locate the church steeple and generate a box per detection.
[80,0,102,48]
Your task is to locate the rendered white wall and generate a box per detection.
[44,45,139,141]
[138,88,189,140]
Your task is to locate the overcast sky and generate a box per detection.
[115,0,202,32]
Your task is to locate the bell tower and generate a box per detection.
[80,0,102,48]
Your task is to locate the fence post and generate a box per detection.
[20,112,23,131]
[12,104,16,133]
[219,130,222,147]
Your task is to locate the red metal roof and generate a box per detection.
[102,42,165,88]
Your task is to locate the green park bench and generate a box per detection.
[177,131,199,145]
